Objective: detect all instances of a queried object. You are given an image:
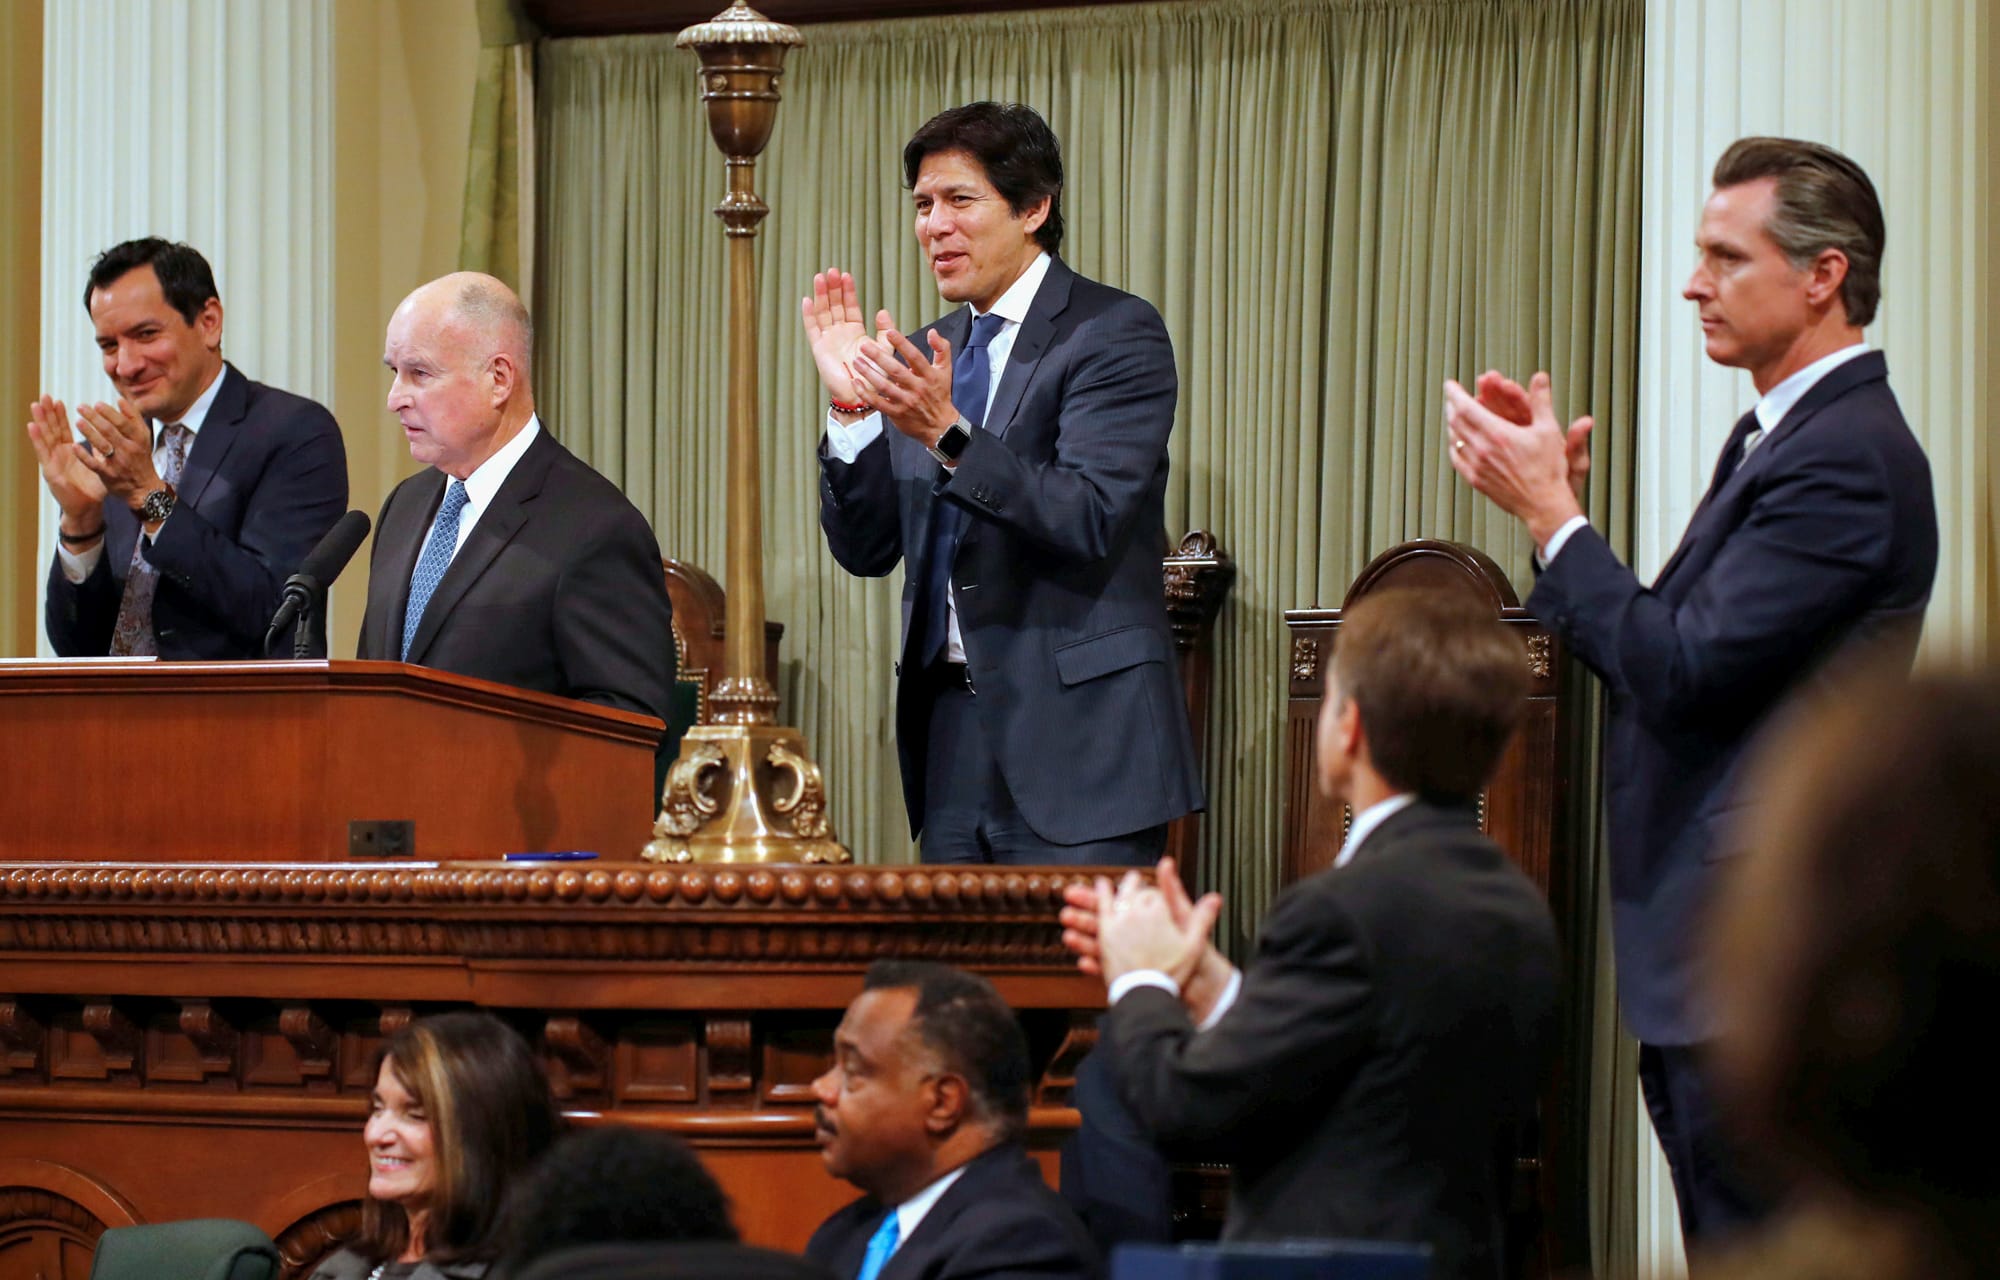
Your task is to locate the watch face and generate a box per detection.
[141,488,176,522]
[938,421,971,459]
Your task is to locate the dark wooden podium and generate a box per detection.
[0,662,1102,1279]
[0,660,661,862]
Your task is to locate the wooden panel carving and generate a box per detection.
[0,999,45,1079]
[1161,531,1235,882]
[0,864,1103,1258]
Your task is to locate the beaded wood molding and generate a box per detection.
[0,862,1092,966]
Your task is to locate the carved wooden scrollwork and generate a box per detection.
[1291,635,1320,682]
[0,998,45,1078]
[280,1005,338,1084]
[544,1015,611,1101]
[655,741,729,838]
[1526,632,1553,680]
[0,1185,108,1279]
[273,1200,362,1280]
[176,999,240,1082]
[1162,530,1236,652]
[1032,1015,1100,1108]
[705,1017,754,1095]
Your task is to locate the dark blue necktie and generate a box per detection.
[918,312,1005,666]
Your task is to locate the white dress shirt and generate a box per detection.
[58,363,229,583]
[887,1164,968,1257]
[413,415,542,567]
[1539,342,1873,566]
[823,252,1054,664]
[1107,793,1417,1028]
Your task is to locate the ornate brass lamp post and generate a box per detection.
[644,2,849,864]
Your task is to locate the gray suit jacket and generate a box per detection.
[819,257,1204,844]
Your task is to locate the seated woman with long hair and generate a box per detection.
[310,1011,560,1280]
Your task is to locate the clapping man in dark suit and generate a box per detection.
[1062,590,1560,1279]
[806,961,1099,1280]
[1445,137,1937,1246]
[30,238,347,657]
[804,101,1202,866]
[359,272,676,798]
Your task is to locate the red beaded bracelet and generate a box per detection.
[828,396,868,415]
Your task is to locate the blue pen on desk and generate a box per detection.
[501,851,601,862]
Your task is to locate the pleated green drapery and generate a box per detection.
[535,1,1640,1267]
[461,0,538,293]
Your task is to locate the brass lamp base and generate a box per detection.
[643,723,851,864]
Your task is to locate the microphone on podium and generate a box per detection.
[266,510,372,658]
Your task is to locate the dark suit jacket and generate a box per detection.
[46,363,348,658]
[1528,350,1936,1045]
[510,1242,834,1280]
[805,1143,1101,1280]
[819,257,1203,844]
[1104,801,1560,1280]
[357,425,677,791]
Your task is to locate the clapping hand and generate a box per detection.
[1061,858,1237,1024]
[72,398,165,510]
[801,269,874,415]
[25,396,107,533]
[1443,370,1591,546]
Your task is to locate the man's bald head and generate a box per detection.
[384,272,537,479]
[395,271,534,380]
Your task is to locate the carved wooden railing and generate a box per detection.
[0,862,1102,1279]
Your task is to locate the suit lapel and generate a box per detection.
[174,363,248,510]
[403,430,554,664]
[1654,352,1889,590]
[982,259,1070,442]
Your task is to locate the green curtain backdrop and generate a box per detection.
[461,0,538,292]
[535,0,1640,911]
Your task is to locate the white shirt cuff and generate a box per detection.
[1195,969,1243,1032]
[1108,970,1180,1006]
[824,409,884,464]
[57,539,104,583]
[1538,514,1590,567]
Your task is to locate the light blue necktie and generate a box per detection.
[855,1209,900,1280]
[400,479,469,661]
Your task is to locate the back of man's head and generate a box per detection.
[85,237,221,322]
[862,960,1031,1144]
[499,1125,736,1272]
[1331,588,1528,806]
[1712,136,1885,327]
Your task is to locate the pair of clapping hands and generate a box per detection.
[25,395,168,533]
[1059,858,1238,1027]
[800,268,961,444]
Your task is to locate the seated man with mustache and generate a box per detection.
[806,961,1100,1280]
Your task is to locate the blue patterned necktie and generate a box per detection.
[400,479,469,661]
[109,422,191,657]
[855,1209,900,1280]
[918,312,1006,666]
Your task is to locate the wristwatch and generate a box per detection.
[927,417,973,467]
[138,483,178,525]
